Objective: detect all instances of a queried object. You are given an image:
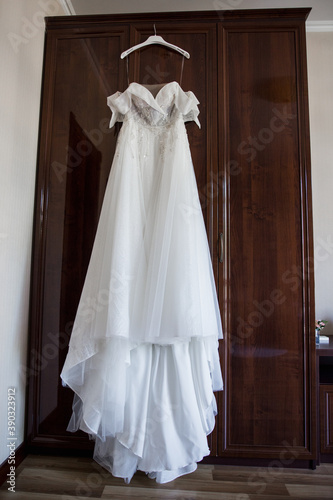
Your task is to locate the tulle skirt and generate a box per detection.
[64,335,222,483]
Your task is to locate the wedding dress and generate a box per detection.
[60,81,223,484]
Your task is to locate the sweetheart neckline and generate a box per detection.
[127,81,179,102]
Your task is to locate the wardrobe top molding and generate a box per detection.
[45,8,311,31]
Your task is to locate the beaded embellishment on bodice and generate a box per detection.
[107,81,201,130]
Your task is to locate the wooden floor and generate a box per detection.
[0,455,333,499]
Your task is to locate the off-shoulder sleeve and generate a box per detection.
[175,89,201,128]
[107,91,132,128]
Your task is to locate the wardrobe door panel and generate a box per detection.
[27,27,128,448]
[27,17,220,452]
[129,23,219,257]
[219,21,315,458]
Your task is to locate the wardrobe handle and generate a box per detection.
[219,233,223,263]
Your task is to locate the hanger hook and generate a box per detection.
[153,24,156,36]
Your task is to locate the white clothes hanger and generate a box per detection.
[120,25,190,60]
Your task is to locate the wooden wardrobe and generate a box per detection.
[26,8,316,465]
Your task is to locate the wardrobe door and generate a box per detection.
[26,23,128,450]
[127,22,219,259]
[26,15,220,452]
[127,22,220,455]
[219,12,315,460]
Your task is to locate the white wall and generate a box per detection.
[307,32,333,336]
[0,0,65,466]
[70,0,333,22]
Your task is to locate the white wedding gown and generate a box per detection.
[60,81,223,484]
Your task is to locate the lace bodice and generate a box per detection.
[107,81,201,129]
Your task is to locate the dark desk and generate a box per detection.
[316,337,333,462]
